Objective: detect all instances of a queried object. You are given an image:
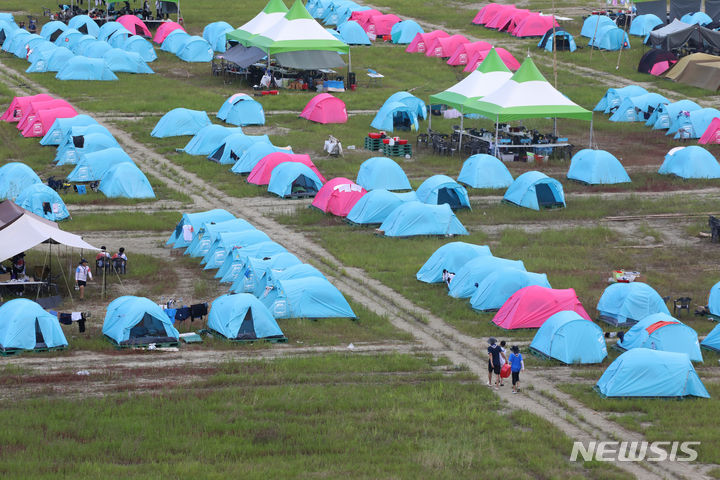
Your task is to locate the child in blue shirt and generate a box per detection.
[508,345,524,394]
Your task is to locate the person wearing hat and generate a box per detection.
[487,337,506,388]
[75,258,93,300]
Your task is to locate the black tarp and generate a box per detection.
[707,0,720,22]
[274,50,346,69]
[220,44,266,68]
[649,19,720,50]
[635,0,667,22]
[669,0,701,20]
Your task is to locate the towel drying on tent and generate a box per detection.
[311,177,367,216]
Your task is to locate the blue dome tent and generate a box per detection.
[205,232,274,270]
[629,14,663,36]
[26,42,58,68]
[266,263,327,288]
[14,183,70,221]
[68,15,99,36]
[701,322,720,352]
[216,241,285,283]
[56,124,113,152]
[0,299,68,353]
[566,149,631,184]
[0,162,42,200]
[659,146,720,179]
[370,101,419,132]
[54,28,84,49]
[530,311,607,364]
[709,280,720,317]
[457,154,513,189]
[185,218,255,258]
[416,242,491,283]
[594,85,648,113]
[647,99,701,130]
[56,132,119,166]
[470,270,551,311]
[209,134,271,165]
[203,21,233,52]
[56,56,118,81]
[208,294,286,341]
[231,143,291,174]
[503,171,565,210]
[108,31,132,48]
[97,21,129,42]
[356,157,411,191]
[681,11,712,25]
[595,349,709,398]
[609,92,668,122]
[78,39,113,58]
[183,125,243,155]
[151,108,211,138]
[217,93,265,126]
[347,189,410,225]
[589,25,630,50]
[230,253,302,296]
[337,20,371,45]
[262,277,356,319]
[27,46,74,73]
[67,147,134,182]
[416,175,470,210]
[40,20,67,41]
[167,209,235,248]
[178,36,214,62]
[616,313,702,362]
[4,29,30,53]
[378,202,468,237]
[160,30,191,54]
[102,48,154,74]
[122,35,157,62]
[99,162,156,199]
[268,162,324,198]
[102,296,180,346]
[68,35,95,54]
[448,256,526,298]
[669,108,720,139]
[40,114,97,146]
[537,28,577,52]
[596,282,669,326]
[385,91,427,120]
[391,20,424,44]
[580,15,616,38]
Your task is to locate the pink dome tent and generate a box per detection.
[247,152,325,185]
[485,5,520,29]
[366,14,401,37]
[426,34,468,58]
[311,177,367,217]
[300,94,347,124]
[406,30,448,53]
[447,41,492,65]
[492,286,591,330]
[464,46,520,72]
[505,9,531,33]
[153,21,185,44]
[117,15,151,38]
[472,3,504,25]
[512,14,558,37]
[699,118,720,144]
[1,94,54,123]
[17,99,73,132]
[21,107,77,137]
[350,9,382,30]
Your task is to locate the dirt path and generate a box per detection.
[0,58,713,478]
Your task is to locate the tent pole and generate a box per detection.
[589,114,594,148]
[347,48,351,85]
[494,116,499,157]
[458,114,464,151]
[589,15,601,59]
[616,12,630,70]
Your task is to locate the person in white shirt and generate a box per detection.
[75,259,92,300]
[112,247,128,273]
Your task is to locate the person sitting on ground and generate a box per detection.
[75,259,92,300]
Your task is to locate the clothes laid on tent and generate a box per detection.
[629,14,663,36]
[589,25,630,50]
[616,313,703,362]
[594,85,648,113]
[649,19,720,52]
[356,157,411,191]
[208,293,286,341]
[446,41,492,66]
[68,15,100,37]
[311,177,367,216]
[699,117,720,144]
[530,311,607,364]
[416,242,491,284]
[122,35,157,62]
[513,13,558,38]
[247,152,325,185]
[41,113,98,146]
[470,270,551,311]
[167,209,235,248]
[227,0,290,44]
[99,162,156,199]
[27,46,74,73]
[117,15,151,38]
[391,20,423,44]
[416,175,470,210]
[426,34,468,58]
[664,53,720,90]
[659,146,720,178]
[448,256,526,298]
[102,296,180,346]
[596,282,670,326]
[503,171,565,210]
[13,183,69,221]
[346,189,412,225]
[464,46,520,72]
[537,28,577,52]
[638,48,678,76]
[0,162,42,200]
[370,101,419,132]
[0,299,68,353]
[267,161,324,198]
[492,286,591,330]
[152,108,211,138]
[67,147,134,182]
[203,21,233,52]
[183,125,243,155]
[457,154,513,189]
[230,252,301,296]
[378,202,468,237]
[102,48,153,74]
[154,21,185,44]
[609,92,668,122]
[300,93,347,124]
[217,93,265,126]
[406,30,448,54]
[596,348,709,398]
[580,15,616,38]
[160,30,191,54]
[336,20,370,45]
[177,36,214,62]
[262,277,356,319]
[209,134,271,164]
[566,149,631,185]
[55,56,118,81]
[231,143,291,174]
[668,107,720,138]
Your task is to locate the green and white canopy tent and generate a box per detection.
[428,47,513,147]
[462,56,593,151]
[226,0,289,44]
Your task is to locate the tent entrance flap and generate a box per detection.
[274,50,347,69]
[292,175,319,194]
[536,183,561,208]
[130,313,166,338]
[437,188,461,209]
[237,310,256,339]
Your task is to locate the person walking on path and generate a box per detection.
[75,259,92,300]
[487,338,506,388]
[509,345,525,394]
